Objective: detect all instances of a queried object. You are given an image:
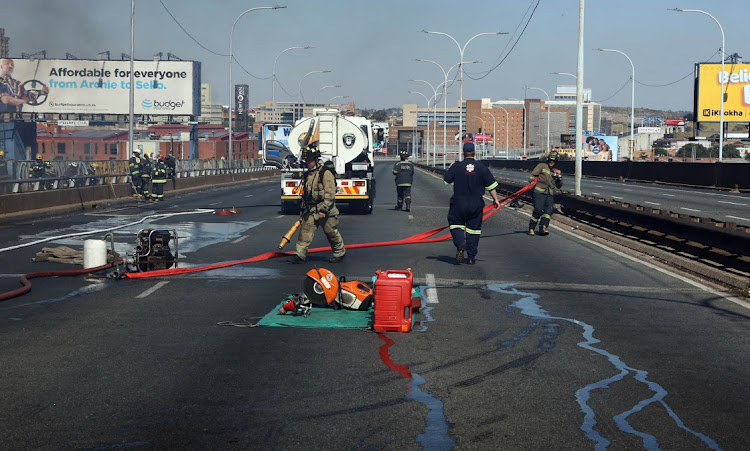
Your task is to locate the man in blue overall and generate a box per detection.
[443,142,500,265]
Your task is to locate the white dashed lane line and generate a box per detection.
[424,273,438,304]
[136,281,169,299]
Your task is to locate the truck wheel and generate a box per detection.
[361,199,373,215]
[280,201,292,215]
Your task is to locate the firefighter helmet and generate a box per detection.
[0,150,4,157]
[36,153,42,160]
[304,146,321,161]
[547,150,559,162]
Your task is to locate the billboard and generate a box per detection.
[695,62,750,123]
[0,58,200,115]
[584,135,618,161]
[235,84,249,132]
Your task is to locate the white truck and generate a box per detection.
[280,109,376,215]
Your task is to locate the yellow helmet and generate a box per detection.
[0,150,5,157]
[36,153,43,160]
[547,150,559,162]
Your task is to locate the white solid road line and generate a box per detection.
[136,281,169,299]
[681,207,701,212]
[425,273,439,304]
[645,201,660,206]
[232,236,248,244]
[727,215,750,222]
[718,200,747,206]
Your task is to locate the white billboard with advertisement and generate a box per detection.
[0,58,200,115]
[584,135,618,161]
[695,62,750,123]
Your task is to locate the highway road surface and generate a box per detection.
[0,164,748,449]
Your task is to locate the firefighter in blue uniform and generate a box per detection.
[442,142,500,265]
[392,149,414,211]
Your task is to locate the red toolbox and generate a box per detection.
[373,269,414,333]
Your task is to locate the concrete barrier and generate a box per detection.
[0,169,280,223]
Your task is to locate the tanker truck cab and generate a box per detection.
[280,109,376,215]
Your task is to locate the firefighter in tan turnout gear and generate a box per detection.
[287,145,346,264]
[528,150,563,236]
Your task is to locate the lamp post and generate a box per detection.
[317,84,341,104]
[328,95,349,108]
[421,30,506,158]
[507,98,527,157]
[528,86,551,153]
[484,110,504,158]
[551,71,577,80]
[228,5,284,165]
[298,69,330,121]
[409,90,433,163]
[272,45,312,121]
[473,116,487,158]
[595,48,635,160]
[415,59,480,168]
[410,79,443,166]
[670,8,725,161]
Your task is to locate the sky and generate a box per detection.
[3,0,746,112]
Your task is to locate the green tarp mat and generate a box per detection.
[257,287,422,330]
[257,302,374,329]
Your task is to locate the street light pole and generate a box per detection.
[409,90,432,163]
[229,5,284,166]
[272,45,312,122]
[298,69,330,122]
[410,79,441,166]
[421,30,506,159]
[317,85,341,104]
[528,86,551,154]
[507,98,527,158]
[415,59,480,168]
[484,110,503,158]
[595,48,635,160]
[671,8,725,161]
[327,95,349,109]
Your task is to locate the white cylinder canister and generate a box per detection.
[83,239,107,269]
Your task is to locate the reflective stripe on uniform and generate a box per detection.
[485,181,498,191]
[466,228,481,235]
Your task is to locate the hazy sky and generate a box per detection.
[3,0,746,112]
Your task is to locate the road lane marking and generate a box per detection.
[661,193,676,197]
[425,273,438,304]
[645,202,660,206]
[612,196,623,200]
[681,207,701,212]
[592,192,600,196]
[136,281,169,299]
[209,202,220,206]
[232,236,248,244]
[727,215,750,222]
[244,194,254,198]
[718,200,747,206]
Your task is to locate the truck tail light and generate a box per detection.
[354,181,365,187]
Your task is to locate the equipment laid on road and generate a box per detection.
[373,269,418,333]
[281,109,376,215]
[278,293,313,317]
[278,219,302,249]
[113,229,179,274]
[303,267,374,311]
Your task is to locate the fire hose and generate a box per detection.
[124,180,537,279]
[0,261,120,302]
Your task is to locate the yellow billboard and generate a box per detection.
[696,63,750,123]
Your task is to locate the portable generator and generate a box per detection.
[133,229,178,272]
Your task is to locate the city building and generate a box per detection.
[0,28,9,58]
[254,100,356,126]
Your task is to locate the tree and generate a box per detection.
[654,147,669,157]
[676,143,708,159]
[370,109,388,122]
[713,143,740,158]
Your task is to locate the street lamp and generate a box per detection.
[328,95,349,108]
[228,5,284,165]
[272,45,312,121]
[670,8,725,161]
[415,59,481,168]
[298,70,330,121]
[551,71,577,80]
[318,85,341,103]
[410,79,444,166]
[484,109,506,158]
[409,90,434,163]
[473,116,487,158]
[528,86,551,153]
[421,30,507,158]
[507,98,527,157]
[594,47,635,160]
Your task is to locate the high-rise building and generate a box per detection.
[0,28,9,58]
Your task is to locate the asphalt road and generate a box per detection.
[491,167,750,227]
[0,163,748,450]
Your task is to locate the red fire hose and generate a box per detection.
[125,181,537,279]
[0,261,120,302]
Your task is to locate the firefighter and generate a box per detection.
[528,150,563,236]
[392,149,414,211]
[287,145,346,264]
[442,142,500,265]
[0,150,7,180]
[129,150,143,197]
[29,153,54,189]
[164,153,176,179]
[140,152,152,199]
[150,155,168,201]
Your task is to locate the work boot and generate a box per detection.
[328,254,345,263]
[539,225,549,236]
[404,202,411,212]
[394,205,402,210]
[528,229,535,236]
[455,243,465,264]
[287,255,305,264]
[466,256,476,265]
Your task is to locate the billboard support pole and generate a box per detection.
[128,0,134,160]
